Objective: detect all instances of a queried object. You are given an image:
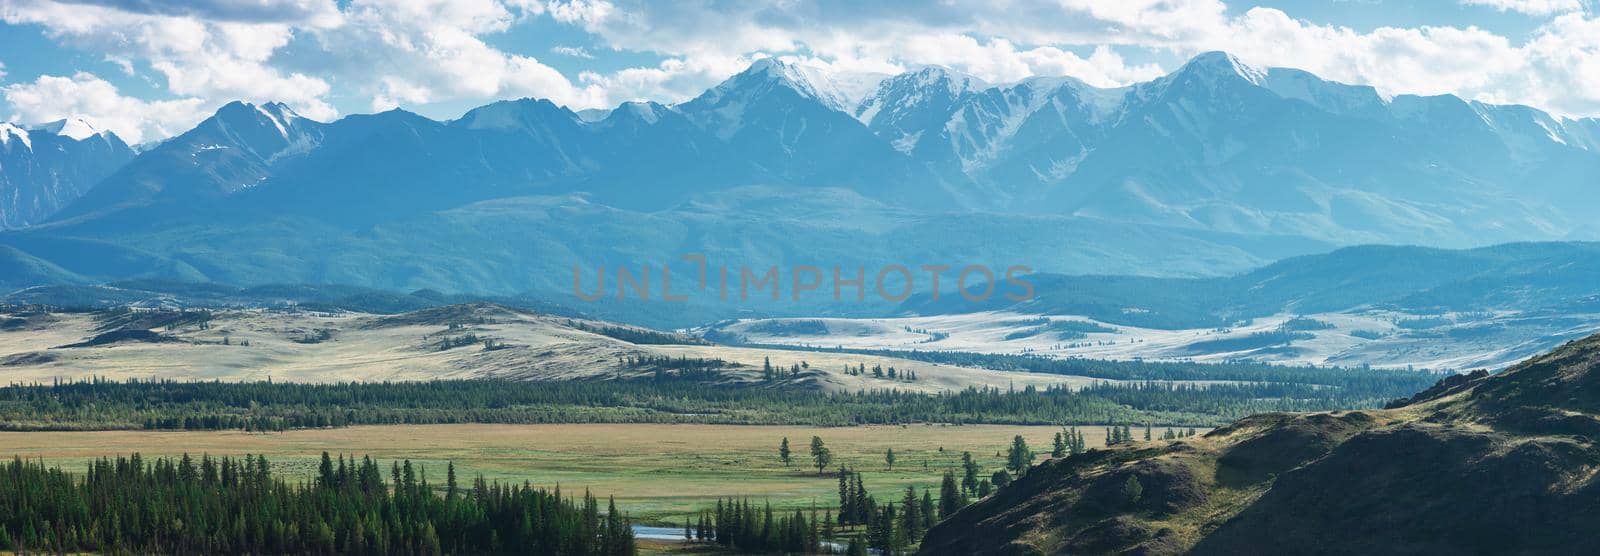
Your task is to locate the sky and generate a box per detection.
[0,0,1597,144]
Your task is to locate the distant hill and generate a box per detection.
[919,333,1600,555]
[0,302,1105,394]
[906,242,1600,329]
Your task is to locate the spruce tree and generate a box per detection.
[1123,476,1144,507]
[960,452,980,495]
[1006,435,1033,476]
[810,437,832,475]
[939,470,964,517]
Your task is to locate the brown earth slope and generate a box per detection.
[920,333,1600,555]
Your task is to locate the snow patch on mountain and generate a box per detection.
[576,108,611,122]
[615,101,662,124]
[0,123,31,150]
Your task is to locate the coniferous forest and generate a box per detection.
[0,369,1444,432]
[0,453,634,555]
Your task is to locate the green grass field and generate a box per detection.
[0,423,1195,525]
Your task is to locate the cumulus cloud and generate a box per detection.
[1203,7,1600,116]
[1,71,208,143]
[4,0,1600,142]
[300,0,606,112]
[57,0,344,26]
[578,54,754,104]
[0,0,336,119]
[574,0,1600,118]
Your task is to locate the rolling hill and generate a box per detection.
[0,302,1108,393]
[919,332,1600,555]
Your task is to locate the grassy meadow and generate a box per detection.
[0,423,1197,524]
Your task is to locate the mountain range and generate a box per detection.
[2,52,1598,302]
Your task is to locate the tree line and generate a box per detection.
[0,453,633,555]
[0,374,1440,433]
[731,343,1447,395]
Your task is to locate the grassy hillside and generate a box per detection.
[919,332,1600,555]
[0,303,1108,393]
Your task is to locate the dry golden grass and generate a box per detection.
[0,306,1109,393]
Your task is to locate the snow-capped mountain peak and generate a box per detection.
[455,97,582,132]
[712,57,888,113]
[856,65,990,126]
[906,66,989,95]
[36,117,109,141]
[1178,51,1267,85]
[612,101,665,124]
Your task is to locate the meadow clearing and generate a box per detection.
[0,423,1198,524]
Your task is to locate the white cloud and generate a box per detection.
[573,0,1600,118]
[1204,8,1600,117]
[0,0,336,120]
[5,0,1600,142]
[1,71,208,143]
[307,0,607,112]
[57,0,345,26]
[550,45,594,59]
[1459,0,1584,16]
[546,0,612,25]
[578,54,753,104]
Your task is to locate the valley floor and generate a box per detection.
[0,422,1195,524]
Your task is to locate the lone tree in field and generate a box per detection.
[780,437,792,467]
[885,448,896,470]
[811,436,832,475]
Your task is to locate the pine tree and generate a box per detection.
[445,461,458,501]
[939,470,964,518]
[900,485,922,540]
[779,437,792,467]
[1123,476,1144,507]
[1006,435,1033,476]
[885,448,896,470]
[810,436,832,475]
[960,452,979,495]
